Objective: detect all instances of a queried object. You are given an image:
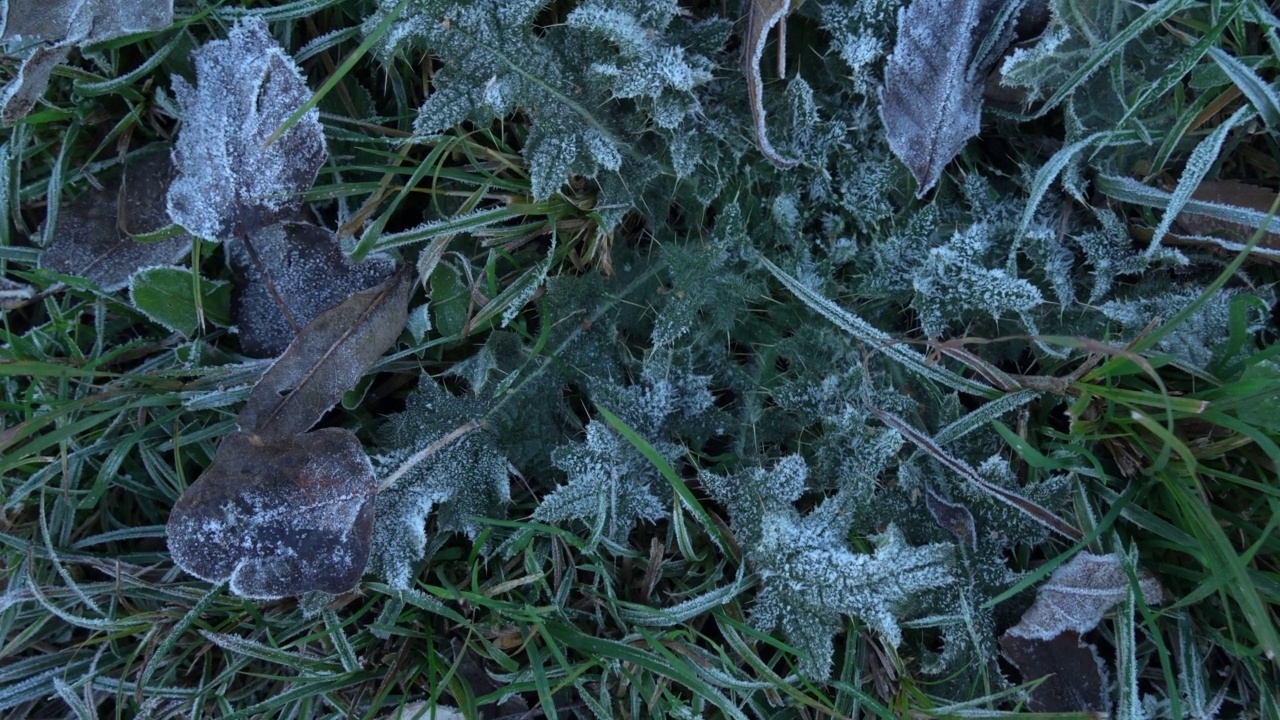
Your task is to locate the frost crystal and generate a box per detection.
[227,222,395,357]
[371,378,511,588]
[911,223,1043,340]
[702,455,954,677]
[166,17,328,240]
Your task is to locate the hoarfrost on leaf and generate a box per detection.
[1101,285,1272,370]
[166,17,328,240]
[1007,551,1164,641]
[370,378,510,588]
[0,0,174,122]
[534,419,670,542]
[238,270,411,439]
[911,223,1044,340]
[166,429,376,599]
[880,0,1017,196]
[702,455,954,677]
[39,151,193,292]
[227,222,395,357]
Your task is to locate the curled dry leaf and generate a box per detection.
[166,428,375,599]
[39,151,194,292]
[880,0,1016,197]
[742,0,800,169]
[238,269,411,439]
[1007,551,1164,641]
[228,222,395,357]
[166,17,327,240]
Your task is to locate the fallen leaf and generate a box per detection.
[742,0,800,169]
[880,0,1016,197]
[1172,179,1280,255]
[166,17,328,240]
[1007,551,1163,641]
[238,269,411,438]
[39,151,194,292]
[1000,630,1111,713]
[166,428,375,599]
[924,486,977,550]
[228,222,395,357]
[0,0,174,122]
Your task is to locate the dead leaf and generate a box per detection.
[39,151,194,292]
[1000,631,1111,713]
[1007,551,1163,641]
[880,0,1017,197]
[0,0,174,122]
[742,0,800,169]
[228,222,395,357]
[166,428,375,599]
[238,269,411,438]
[166,17,327,240]
[924,486,977,550]
[1172,179,1280,256]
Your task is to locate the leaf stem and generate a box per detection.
[377,419,483,493]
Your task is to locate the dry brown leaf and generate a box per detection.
[166,429,376,599]
[238,269,411,438]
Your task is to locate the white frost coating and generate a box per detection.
[880,0,1011,197]
[166,17,327,241]
[1007,551,1164,641]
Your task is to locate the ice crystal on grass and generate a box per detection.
[370,378,510,588]
[702,455,954,678]
[167,17,327,240]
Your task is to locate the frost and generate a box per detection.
[0,0,174,122]
[227,222,395,357]
[911,223,1044,340]
[40,152,193,292]
[533,351,717,541]
[166,17,328,240]
[880,0,1015,196]
[166,429,376,599]
[370,378,510,588]
[534,419,670,541]
[702,455,954,678]
[1100,285,1271,369]
[1007,551,1164,642]
[817,0,900,95]
[367,0,724,205]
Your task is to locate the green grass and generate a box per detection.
[4,0,1280,718]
